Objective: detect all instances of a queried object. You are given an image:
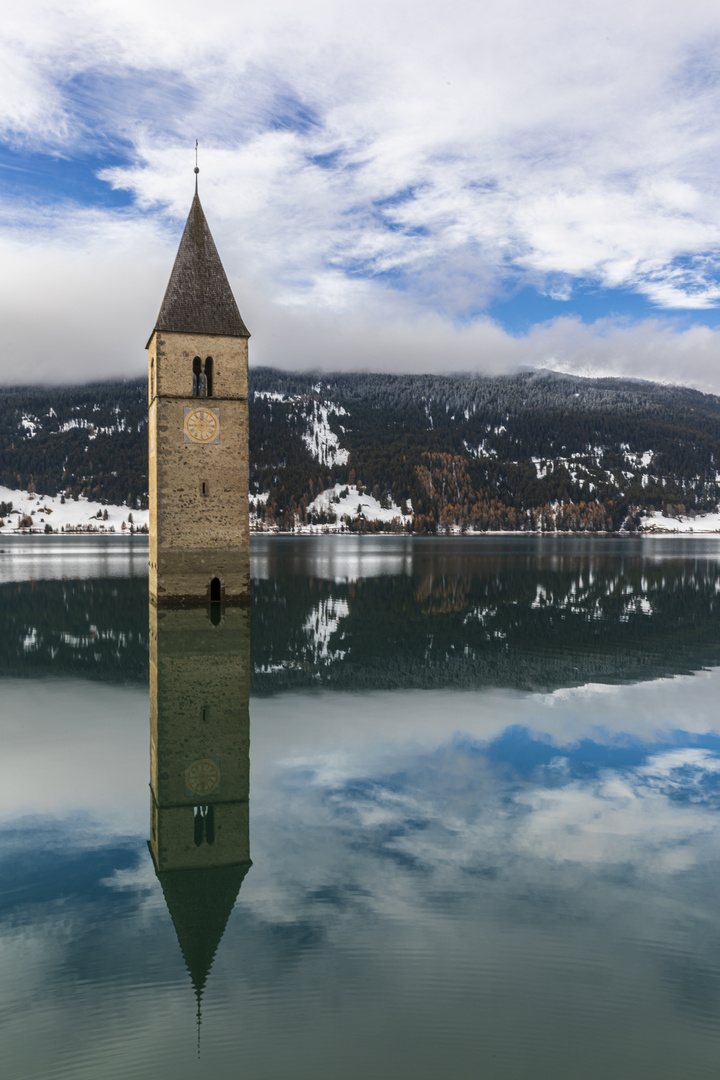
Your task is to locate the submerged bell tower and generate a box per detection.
[148,604,251,1028]
[147,168,250,605]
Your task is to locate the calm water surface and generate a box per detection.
[4,535,720,1078]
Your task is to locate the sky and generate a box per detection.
[3,0,720,389]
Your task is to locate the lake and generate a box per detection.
[4,534,720,1078]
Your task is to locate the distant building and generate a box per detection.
[146,178,250,605]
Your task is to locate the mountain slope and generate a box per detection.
[0,381,147,509]
[2,369,720,532]
[249,369,720,532]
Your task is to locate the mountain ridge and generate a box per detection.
[2,368,720,533]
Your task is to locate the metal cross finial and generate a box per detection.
[194,140,199,194]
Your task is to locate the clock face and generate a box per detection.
[184,407,219,444]
[185,758,220,796]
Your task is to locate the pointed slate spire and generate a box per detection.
[150,194,250,341]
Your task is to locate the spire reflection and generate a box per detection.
[148,605,251,1023]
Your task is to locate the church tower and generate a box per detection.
[148,604,251,1013]
[147,174,250,606]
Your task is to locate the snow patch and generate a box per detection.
[253,391,286,402]
[639,509,720,534]
[531,457,550,479]
[301,401,349,467]
[249,492,274,531]
[303,597,349,662]
[21,415,39,437]
[623,448,654,469]
[254,390,350,467]
[305,483,413,530]
[464,439,497,459]
[0,485,148,534]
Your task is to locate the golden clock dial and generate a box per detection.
[184,408,219,444]
[185,758,220,796]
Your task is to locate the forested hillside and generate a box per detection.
[2,368,720,532]
[0,381,148,509]
[249,369,720,532]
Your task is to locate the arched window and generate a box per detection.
[210,576,221,603]
[192,356,202,396]
[193,805,215,846]
[204,357,213,397]
[194,806,204,846]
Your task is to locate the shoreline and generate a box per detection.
[2,528,720,540]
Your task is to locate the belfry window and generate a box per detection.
[193,805,215,846]
[192,356,212,397]
[192,356,204,396]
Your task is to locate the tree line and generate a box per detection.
[249,368,720,531]
[3,369,720,531]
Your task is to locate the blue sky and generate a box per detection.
[0,147,135,209]
[3,0,720,387]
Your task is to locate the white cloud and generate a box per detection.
[4,0,720,384]
[3,209,720,390]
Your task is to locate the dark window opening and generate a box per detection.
[201,480,209,497]
[192,356,202,396]
[150,357,155,399]
[210,576,221,603]
[204,357,213,397]
[193,805,215,846]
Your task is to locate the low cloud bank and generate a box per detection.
[0,226,718,393]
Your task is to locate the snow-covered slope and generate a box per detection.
[250,483,413,533]
[306,483,412,528]
[249,369,720,534]
[638,510,720,533]
[254,386,350,468]
[301,400,349,467]
[6,481,720,538]
[0,487,148,534]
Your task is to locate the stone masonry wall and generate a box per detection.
[149,606,250,872]
[148,331,250,604]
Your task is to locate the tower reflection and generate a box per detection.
[148,605,251,1018]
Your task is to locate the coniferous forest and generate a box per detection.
[2,368,720,531]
